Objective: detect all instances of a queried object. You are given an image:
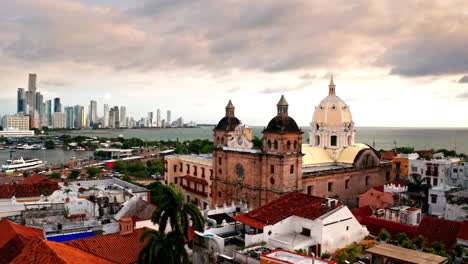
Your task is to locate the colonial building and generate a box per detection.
[210,77,391,209]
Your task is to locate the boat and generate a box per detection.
[1,157,46,172]
[75,147,86,152]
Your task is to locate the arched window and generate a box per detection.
[316,124,320,130]
[274,140,278,150]
[216,137,220,144]
[287,141,291,151]
[294,140,298,151]
[331,136,337,146]
[267,140,272,150]
[270,177,275,185]
[315,135,320,146]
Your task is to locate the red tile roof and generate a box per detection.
[351,206,374,222]
[11,237,115,264]
[360,216,418,237]
[0,218,44,264]
[66,228,148,264]
[0,175,60,198]
[457,221,468,241]
[415,216,462,247]
[380,152,399,160]
[232,192,335,229]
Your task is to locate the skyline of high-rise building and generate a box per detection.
[27,73,37,111]
[65,106,75,129]
[17,88,24,113]
[103,104,109,128]
[120,106,126,128]
[54,97,62,113]
[89,100,98,125]
[156,109,161,127]
[35,92,43,114]
[167,110,171,125]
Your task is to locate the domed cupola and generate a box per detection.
[214,100,241,131]
[310,76,355,148]
[264,95,301,133]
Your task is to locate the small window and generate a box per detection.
[179,162,183,172]
[173,165,177,172]
[294,140,298,151]
[290,165,294,174]
[175,177,178,184]
[270,165,275,174]
[201,168,205,178]
[186,164,190,174]
[210,169,213,177]
[301,228,311,236]
[328,182,333,192]
[218,191,222,198]
[346,226,349,231]
[345,179,350,189]
[274,140,278,150]
[307,185,313,195]
[365,176,369,185]
[287,141,291,150]
[193,166,197,176]
[433,178,438,186]
[386,172,390,181]
[431,194,437,204]
[331,105,336,110]
[315,135,320,146]
[218,157,222,165]
[267,140,272,150]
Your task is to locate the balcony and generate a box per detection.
[181,184,208,197]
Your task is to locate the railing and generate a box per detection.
[181,184,208,197]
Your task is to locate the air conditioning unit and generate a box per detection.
[325,198,338,207]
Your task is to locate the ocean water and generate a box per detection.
[1,127,467,165]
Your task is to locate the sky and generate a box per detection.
[0,0,467,127]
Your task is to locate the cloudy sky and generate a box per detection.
[1,0,467,127]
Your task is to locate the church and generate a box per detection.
[211,77,391,209]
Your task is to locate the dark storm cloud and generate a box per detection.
[459,76,468,83]
[0,0,467,78]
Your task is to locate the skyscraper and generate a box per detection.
[113,106,119,128]
[28,73,37,111]
[35,92,43,114]
[74,105,82,128]
[166,110,171,126]
[46,100,52,127]
[103,104,109,128]
[17,88,25,113]
[120,106,127,128]
[89,100,98,125]
[54,98,62,113]
[147,112,153,127]
[156,109,161,127]
[65,106,75,129]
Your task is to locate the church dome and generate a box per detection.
[312,76,353,130]
[263,95,301,134]
[214,100,241,131]
[264,116,301,133]
[215,116,241,131]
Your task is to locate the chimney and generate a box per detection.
[119,218,134,235]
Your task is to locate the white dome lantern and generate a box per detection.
[309,76,355,149]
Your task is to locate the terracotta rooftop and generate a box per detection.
[457,221,468,241]
[351,205,373,222]
[181,175,209,185]
[66,228,148,264]
[0,218,44,264]
[11,237,115,264]
[0,175,60,198]
[360,216,418,237]
[232,192,335,229]
[415,216,462,247]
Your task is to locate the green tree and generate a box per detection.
[396,232,410,245]
[69,169,81,180]
[398,147,414,154]
[141,184,205,263]
[44,140,56,149]
[252,136,263,149]
[87,167,102,178]
[401,240,416,249]
[138,230,186,264]
[412,235,426,249]
[113,161,127,173]
[408,175,431,193]
[49,172,61,180]
[378,229,391,242]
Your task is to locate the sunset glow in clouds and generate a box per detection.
[0,0,467,127]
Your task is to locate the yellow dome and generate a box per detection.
[302,144,334,165]
[313,95,352,129]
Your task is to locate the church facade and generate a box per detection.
[211,77,391,209]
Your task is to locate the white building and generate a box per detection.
[103,104,110,128]
[448,161,468,188]
[2,114,30,131]
[409,154,461,187]
[196,193,368,259]
[52,112,67,129]
[0,128,34,138]
[428,186,467,221]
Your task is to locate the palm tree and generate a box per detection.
[138,230,187,264]
[408,174,431,194]
[152,183,205,239]
[139,183,205,264]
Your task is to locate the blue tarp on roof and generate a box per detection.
[47,231,95,242]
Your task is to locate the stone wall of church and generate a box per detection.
[302,163,391,208]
